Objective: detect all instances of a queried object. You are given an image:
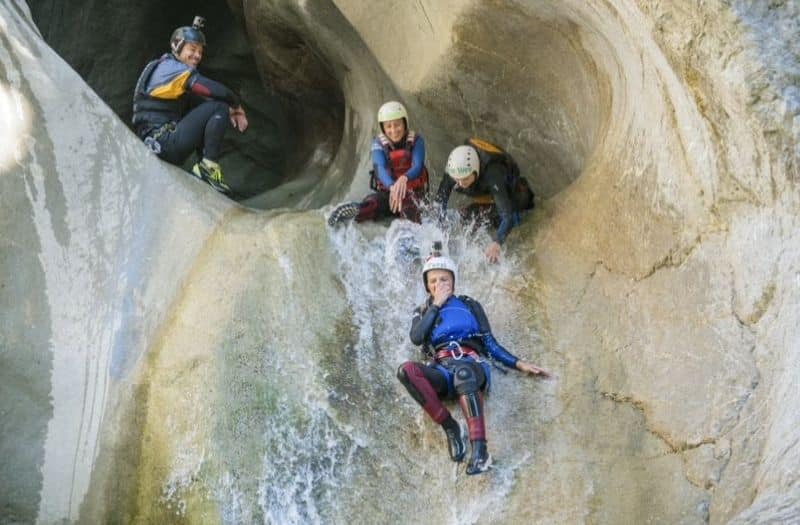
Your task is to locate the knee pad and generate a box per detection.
[453,363,479,395]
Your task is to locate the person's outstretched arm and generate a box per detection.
[434,175,456,221]
[470,298,551,376]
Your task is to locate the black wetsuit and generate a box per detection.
[132,54,240,164]
[436,147,534,244]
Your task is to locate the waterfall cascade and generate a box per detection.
[1,0,799,523]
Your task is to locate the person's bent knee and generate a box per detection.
[196,99,229,121]
[201,100,230,121]
[397,361,418,384]
[355,193,382,222]
[453,363,481,395]
[210,100,228,117]
[397,361,432,407]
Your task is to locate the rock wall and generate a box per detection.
[1,0,798,523]
[26,0,298,201]
[0,2,237,522]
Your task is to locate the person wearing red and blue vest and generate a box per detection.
[132,16,248,195]
[397,246,550,475]
[328,101,429,225]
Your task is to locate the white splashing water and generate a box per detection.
[255,400,362,524]
[160,423,207,518]
[162,207,541,524]
[328,210,519,369]
[322,208,540,523]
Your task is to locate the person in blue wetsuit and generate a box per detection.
[328,101,429,225]
[397,244,549,475]
[132,15,248,194]
[436,139,535,263]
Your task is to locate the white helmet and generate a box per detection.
[446,145,480,180]
[377,101,409,125]
[422,255,457,292]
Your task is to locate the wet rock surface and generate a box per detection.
[28,0,303,201]
[2,0,799,523]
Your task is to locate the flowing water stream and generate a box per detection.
[152,207,554,524]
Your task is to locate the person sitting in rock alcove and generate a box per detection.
[436,139,535,263]
[397,243,550,475]
[132,15,248,195]
[328,101,429,225]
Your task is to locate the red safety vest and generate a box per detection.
[371,130,429,192]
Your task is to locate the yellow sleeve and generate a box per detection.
[149,70,192,100]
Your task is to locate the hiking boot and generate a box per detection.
[442,417,466,462]
[466,440,492,475]
[328,202,361,226]
[192,159,231,194]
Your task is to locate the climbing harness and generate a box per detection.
[143,121,177,154]
[435,342,480,363]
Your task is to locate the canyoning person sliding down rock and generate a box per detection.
[328,101,429,226]
[397,243,550,475]
[132,15,248,196]
[436,139,535,263]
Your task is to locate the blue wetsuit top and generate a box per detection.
[371,133,426,189]
[409,295,519,369]
[429,296,480,346]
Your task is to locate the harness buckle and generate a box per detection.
[144,136,162,154]
[447,341,464,360]
[144,121,177,155]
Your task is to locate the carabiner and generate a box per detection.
[447,341,463,360]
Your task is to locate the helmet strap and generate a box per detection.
[171,38,184,57]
